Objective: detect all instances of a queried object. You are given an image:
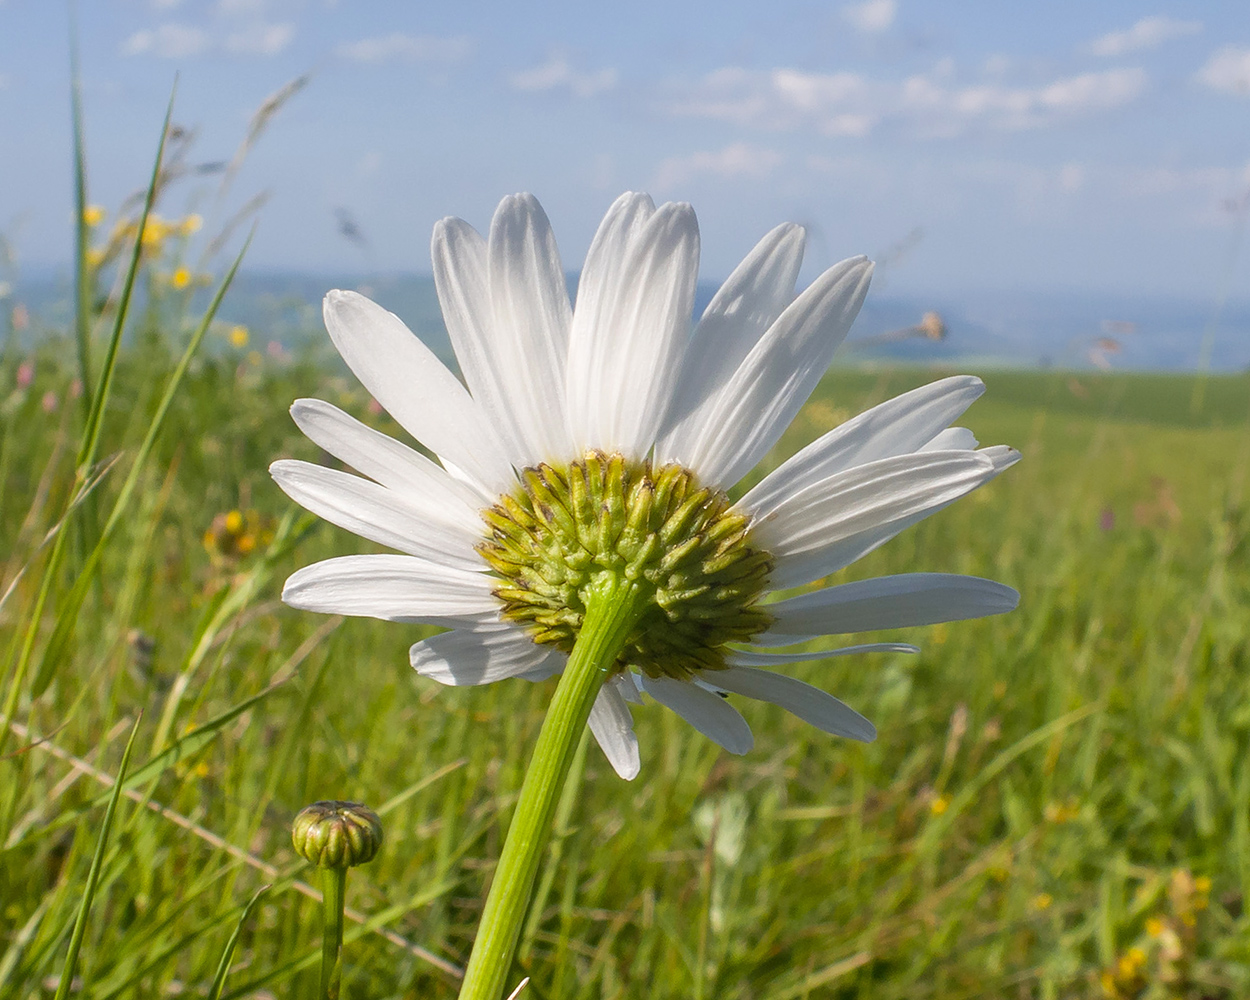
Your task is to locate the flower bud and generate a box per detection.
[292,801,383,869]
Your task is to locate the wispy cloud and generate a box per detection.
[509,56,617,98]
[842,0,896,34]
[664,65,1146,137]
[903,67,1148,134]
[226,22,294,56]
[1196,47,1250,97]
[122,23,211,59]
[1087,16,1201,57]
[336,33,473,65]
[122,15,293,58]
[654,142,782,191]
[664,68,871,134]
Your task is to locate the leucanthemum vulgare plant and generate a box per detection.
[272,191,1019,1000]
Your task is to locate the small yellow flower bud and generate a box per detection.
[229,324,249,348]
[171,267,191,289]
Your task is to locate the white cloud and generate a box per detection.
[1058,163,1085,192]
[217,0,266,14]
[665,65,1145,137]
[336,33,473,65]
[664,67,871,134]
[122,23,211,58]
[510,56,617,98]
[654,142,782,191]
[1087,16,1201,57]
[984,54,1010,76]
[226,22,294,55]
[1196,47,1250,96]
[842,0,896,34]
[1128,161,1250,197]
[903,69,1147,134]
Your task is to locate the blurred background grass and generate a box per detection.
[3,277,1249,997]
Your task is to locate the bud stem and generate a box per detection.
[457,574,644,1000]
[320,866,347,999]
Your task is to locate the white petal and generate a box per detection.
[674,256,873,489]
[410,624,563,685]
[270,460,483,570]
[615,671,644,704]
[754,450,1005,590]
[289,398,490,510]
[322,290,514,495]
[980,444,1020,473]
[638,674,753,754]
[765,573,1019,636]
[282,554,499,625]
[705,666,875,742]
[921,426,978,452]
[431,216,528,468]
[740,375,985,516]
[657,224,805,460]
[587,680,640,780]
[487,194,575,464]
[567,196,700,458]
[727,642,919,661]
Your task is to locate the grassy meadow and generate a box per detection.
[2,275,1250,1000]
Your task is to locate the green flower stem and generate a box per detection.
[320,866,347,999]
[457,574,644,1000]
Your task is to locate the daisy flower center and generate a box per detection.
[478,451,774,680]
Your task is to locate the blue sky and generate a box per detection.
[2,0,1250,298]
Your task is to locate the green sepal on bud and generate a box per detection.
[292,801,383,870]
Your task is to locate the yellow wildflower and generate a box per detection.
[224,509,244,534]
[171,267,191,290]
[182,213,203,234]
[229,324,249,348]
[929,795,950,816]
[83,205,106,227]
[1032,892,1053,911]
[1145,916,1164,937]
[141,215,168,248]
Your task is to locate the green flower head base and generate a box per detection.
[480,451,773,680]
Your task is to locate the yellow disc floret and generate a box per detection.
[479,451,773,680]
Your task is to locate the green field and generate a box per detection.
[2,310,1249,1000]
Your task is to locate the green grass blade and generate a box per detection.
[52,714,142,1000]
[29,235,251,698]
[76,85,174,473]
[208,885,271,1000]
[1,87,176,740]
[99,679,284,805]
[69,18,93,420]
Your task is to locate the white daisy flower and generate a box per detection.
[272,191,1019,781]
